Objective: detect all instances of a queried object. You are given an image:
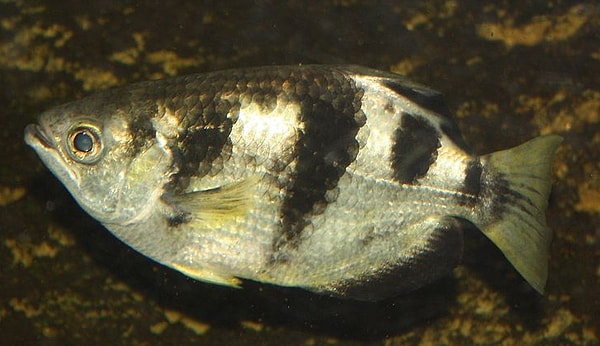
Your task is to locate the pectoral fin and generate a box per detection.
[170,176,258,228]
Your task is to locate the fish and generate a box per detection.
[24,65,561,301]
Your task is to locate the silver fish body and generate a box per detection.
[25,65,561,301]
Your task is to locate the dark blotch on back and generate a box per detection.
[126,100,157,157]
[80,82,163,159]
[159,74,240,192]
[391,114,441,184]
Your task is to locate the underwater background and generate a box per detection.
[0,1,598,345]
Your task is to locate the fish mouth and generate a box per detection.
[25,122,83,197]
[24,124,55,149]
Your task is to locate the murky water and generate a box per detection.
[1,1,598,345]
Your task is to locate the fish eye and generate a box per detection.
[74,131,94,152]
[66,124,104,164]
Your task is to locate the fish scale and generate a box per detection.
[25,65,561,301]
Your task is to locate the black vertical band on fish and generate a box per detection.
[456,159,483,206]
[273,69,366,258]
[391,114,441,184]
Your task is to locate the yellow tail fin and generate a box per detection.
[477,135,562,293]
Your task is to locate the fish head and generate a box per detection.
[25,94,171,225]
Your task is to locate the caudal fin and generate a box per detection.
[477,135,562,294]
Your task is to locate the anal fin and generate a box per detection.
[171,262,242,288]
[324,216,465,301]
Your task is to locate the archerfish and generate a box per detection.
[25,65,561,301]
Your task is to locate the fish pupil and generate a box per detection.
[74,131,93,152]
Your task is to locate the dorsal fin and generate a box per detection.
[340,65,471,151]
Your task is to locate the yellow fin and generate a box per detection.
[174,176,258,227]
[479,135,562,294]
[170,262,242,287]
